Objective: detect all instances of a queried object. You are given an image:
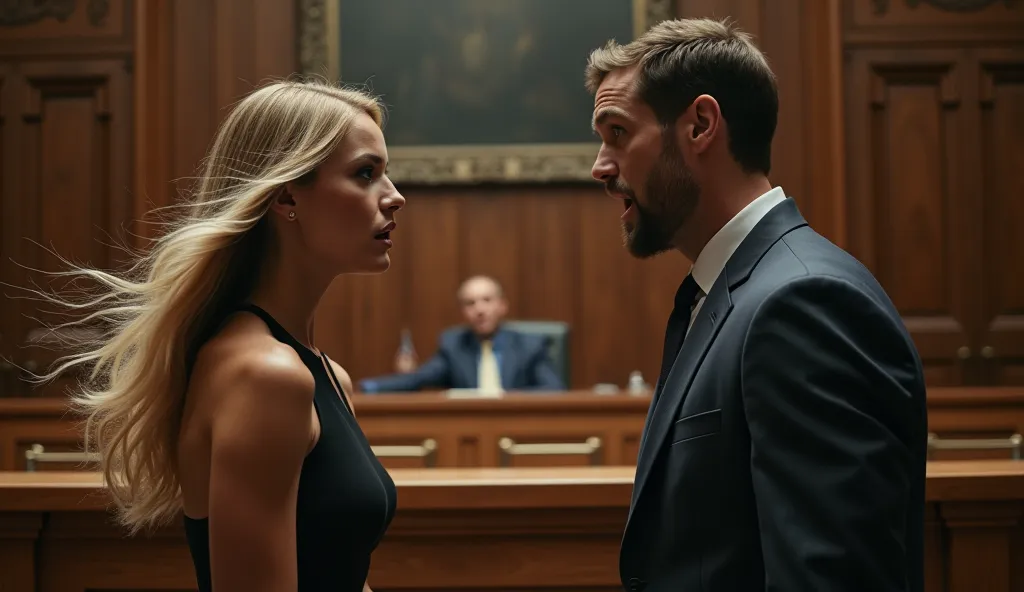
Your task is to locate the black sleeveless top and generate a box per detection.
[183,304,397,591]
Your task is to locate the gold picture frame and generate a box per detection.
[297,0,674,185]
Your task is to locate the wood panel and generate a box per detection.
[842,0,1024,387]
[7,0,1019,396]
[844,49,973,385]
[1,463,1023,592]
[845,0,1024,45]
[928,388,1024,461]
[135,0,297,217]
[3,0,844,394]
[3,388,1023,471]
[0,0,131,47]
[976,49,1024,385]
[0,64,12,397]
[0,0,296,397]
[0,0,134,398]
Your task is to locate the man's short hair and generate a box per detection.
[585,17,778,175]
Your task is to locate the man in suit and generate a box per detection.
[585,18,927,592]
[358,275,565,393]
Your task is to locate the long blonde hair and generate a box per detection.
[33,79,383,533]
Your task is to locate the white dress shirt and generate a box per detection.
[688,186,787,328]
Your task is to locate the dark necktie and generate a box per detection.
[657,274,702,389]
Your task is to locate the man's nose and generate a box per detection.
[591,147,617,182]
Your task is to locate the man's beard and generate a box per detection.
[611,136,700,259]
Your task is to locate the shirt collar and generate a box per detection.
[690,186,787,295]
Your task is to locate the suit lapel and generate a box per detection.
[498,331,518,389]
[628,276,733,510]
[456,332,479,387]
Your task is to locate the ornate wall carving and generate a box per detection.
[0,0,109,27]
[873,0,1013,14]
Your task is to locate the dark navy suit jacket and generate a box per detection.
[621,198,927,592]
[358,326,565,393]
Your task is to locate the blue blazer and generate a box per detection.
[358,326,565,393]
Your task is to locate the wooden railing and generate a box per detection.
[2,387,1023,470]
[0,461,1022,592]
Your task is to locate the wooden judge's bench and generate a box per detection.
[4,387,1024,471]
[1,388,1023,591]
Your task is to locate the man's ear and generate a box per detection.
[267,185,297,220]
[677,94,721,155]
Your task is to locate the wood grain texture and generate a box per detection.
[3,388,1023,470]
[841,0,1024,387]
[13,0,1021,397]
[119,0,848,394]
[0,462,1023,592]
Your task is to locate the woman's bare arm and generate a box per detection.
[205,344,315,592]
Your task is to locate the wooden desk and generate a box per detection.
[3,388,1024,472]
[1,462,1022,592]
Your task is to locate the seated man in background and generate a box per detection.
[358,275,565,393]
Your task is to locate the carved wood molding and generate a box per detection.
[874,0,1015,14]
[867,63,960,109]
[298,0,675,185]
[0,0,74,25]
[0,0,110,27]
[297,0,328,83]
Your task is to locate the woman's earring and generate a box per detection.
[288,211,296,220]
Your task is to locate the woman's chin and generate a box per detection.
[355,254,391,275]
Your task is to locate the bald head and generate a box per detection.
[458,275,504,300]
[457,276,508,338]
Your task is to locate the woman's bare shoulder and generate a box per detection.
[190,313,315,414]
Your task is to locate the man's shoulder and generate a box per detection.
[439,326,472,349]
[745,226,884,301]
[714,228,904,348]
[741,230,903,333]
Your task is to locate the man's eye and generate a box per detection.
[612,126,625,137]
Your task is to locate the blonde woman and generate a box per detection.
[40,80,404,591]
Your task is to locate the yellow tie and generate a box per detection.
[477,339,502,393]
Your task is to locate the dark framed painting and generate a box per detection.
[298,0,673,184]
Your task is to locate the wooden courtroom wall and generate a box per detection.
[0,1,137,398]
[841,0,1024,386]
[0,0,1019,396]
[318,0,847,390]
